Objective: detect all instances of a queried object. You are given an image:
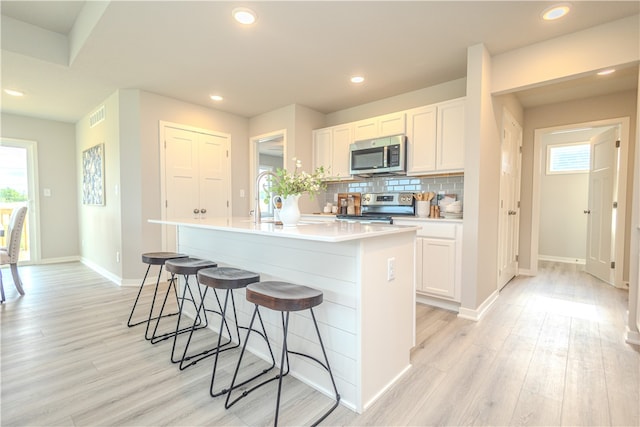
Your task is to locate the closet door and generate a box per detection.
[162,124,231,251]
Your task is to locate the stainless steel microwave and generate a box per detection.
[349,134,406,176]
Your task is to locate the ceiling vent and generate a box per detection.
[89,105,105,127]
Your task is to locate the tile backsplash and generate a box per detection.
[320,174,464,206]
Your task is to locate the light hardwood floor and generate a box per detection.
[1,261,638,426]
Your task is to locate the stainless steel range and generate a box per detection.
[336,192,415,224]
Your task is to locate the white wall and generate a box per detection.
[1,113,79,262]
[492,15,639,94]
[325,78,466,126]
[76,91,123,281]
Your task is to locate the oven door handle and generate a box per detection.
[383,146,388,167]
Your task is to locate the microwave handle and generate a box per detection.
[383,146,388,167]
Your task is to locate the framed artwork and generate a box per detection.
[82,143,105,205]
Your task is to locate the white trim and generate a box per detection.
[538,255,586,265]
[518,268,535,276]
[625,327,640,346]
[0,138,41,263]
[81,257,122,285]
[249,129,287,220]
[39,256,81,264]
[457,290,498,321]
[416,294,460,313]
[531,117,630,287]
[362,363,412,413]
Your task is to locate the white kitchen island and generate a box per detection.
[150,217,417,413]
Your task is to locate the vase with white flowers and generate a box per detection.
[263,159,327,226]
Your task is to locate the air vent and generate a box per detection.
[89,105,105,127]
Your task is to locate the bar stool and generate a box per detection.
[178,267,275,397]
[127,252,188,340]
[225,281,341,426]
[150,257,217,349]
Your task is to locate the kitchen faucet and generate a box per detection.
[254,170,279,224]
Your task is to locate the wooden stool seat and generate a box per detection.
[165,257,217,275]
[198,267,260,290]
[142,252,188,265]
[246,281,323,312]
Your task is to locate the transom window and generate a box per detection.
[546,142,590,174]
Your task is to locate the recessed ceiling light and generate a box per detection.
[350,76,365,84]
[597,69,616,76]
[232,7,257,25]
[4,88,24,97]
[210,95,224,101]
[541,3,571,21]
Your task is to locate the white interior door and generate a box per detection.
[497,111,522,290]
[585,127,618,284]
[198,133,230,218]
[162,124,231,252]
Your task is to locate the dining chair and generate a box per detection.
[0,206,28,303]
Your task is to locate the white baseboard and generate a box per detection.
[80,257,122,286]
[39,256,81,264]
[518,268,534,276]
[625,327,640,346]
[457,290,499,322]
[416,294,460,313]
[539,255,585,265]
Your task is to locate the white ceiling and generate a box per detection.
[1,1,638,123]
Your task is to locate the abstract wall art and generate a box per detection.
[82,143,105,205]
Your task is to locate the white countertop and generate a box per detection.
[150,217,418,243]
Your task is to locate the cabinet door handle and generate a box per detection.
[193,208,200,214]
[200,208,207,214]
[583,209,591,214]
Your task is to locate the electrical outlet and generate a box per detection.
[387,257,395,281]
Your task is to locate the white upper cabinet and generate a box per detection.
[406,105,437,174]
[406,97,465,175]
[353,112,406,141]
[312,123,353,181]
[436,98,465,172]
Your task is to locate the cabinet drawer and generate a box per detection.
[394,219,459,239]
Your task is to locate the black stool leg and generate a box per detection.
[308,307,341,427]
[209,289,243,395]
[224,305,278,408]
[150,273,206,344]
[170,274,209,363]
[143,264,181,340]
[178,287,234,370]
[127,264,152,327]
[274,311,292,426]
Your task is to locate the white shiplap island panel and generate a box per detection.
[149,217,417,413]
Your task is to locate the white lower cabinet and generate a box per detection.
[395,219,462,302]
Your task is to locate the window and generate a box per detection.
[546,142,590,174]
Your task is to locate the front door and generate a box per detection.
[497,110,522,290]
[585,127,618,284]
